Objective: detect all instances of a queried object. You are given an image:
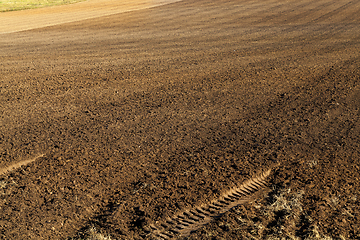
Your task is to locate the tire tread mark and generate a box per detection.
[0,154,45,176]
[149,168,272,239]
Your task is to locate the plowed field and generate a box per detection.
[1,0,359,239]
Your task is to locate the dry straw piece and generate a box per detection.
[148,169,272,239]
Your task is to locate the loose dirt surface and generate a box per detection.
[1,0,359,239]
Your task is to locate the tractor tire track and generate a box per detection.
[148,168,272,239]
[0,154,44,176]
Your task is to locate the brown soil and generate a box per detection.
[1,0,359,239]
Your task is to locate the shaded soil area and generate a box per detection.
[0,0,359,239]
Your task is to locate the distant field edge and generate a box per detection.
[0,0,85,12]
[0,0,182,34]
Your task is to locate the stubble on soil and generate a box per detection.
[0,0,359,239]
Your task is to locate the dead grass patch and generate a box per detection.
[70,227,113,240]
[227,188,336,240]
